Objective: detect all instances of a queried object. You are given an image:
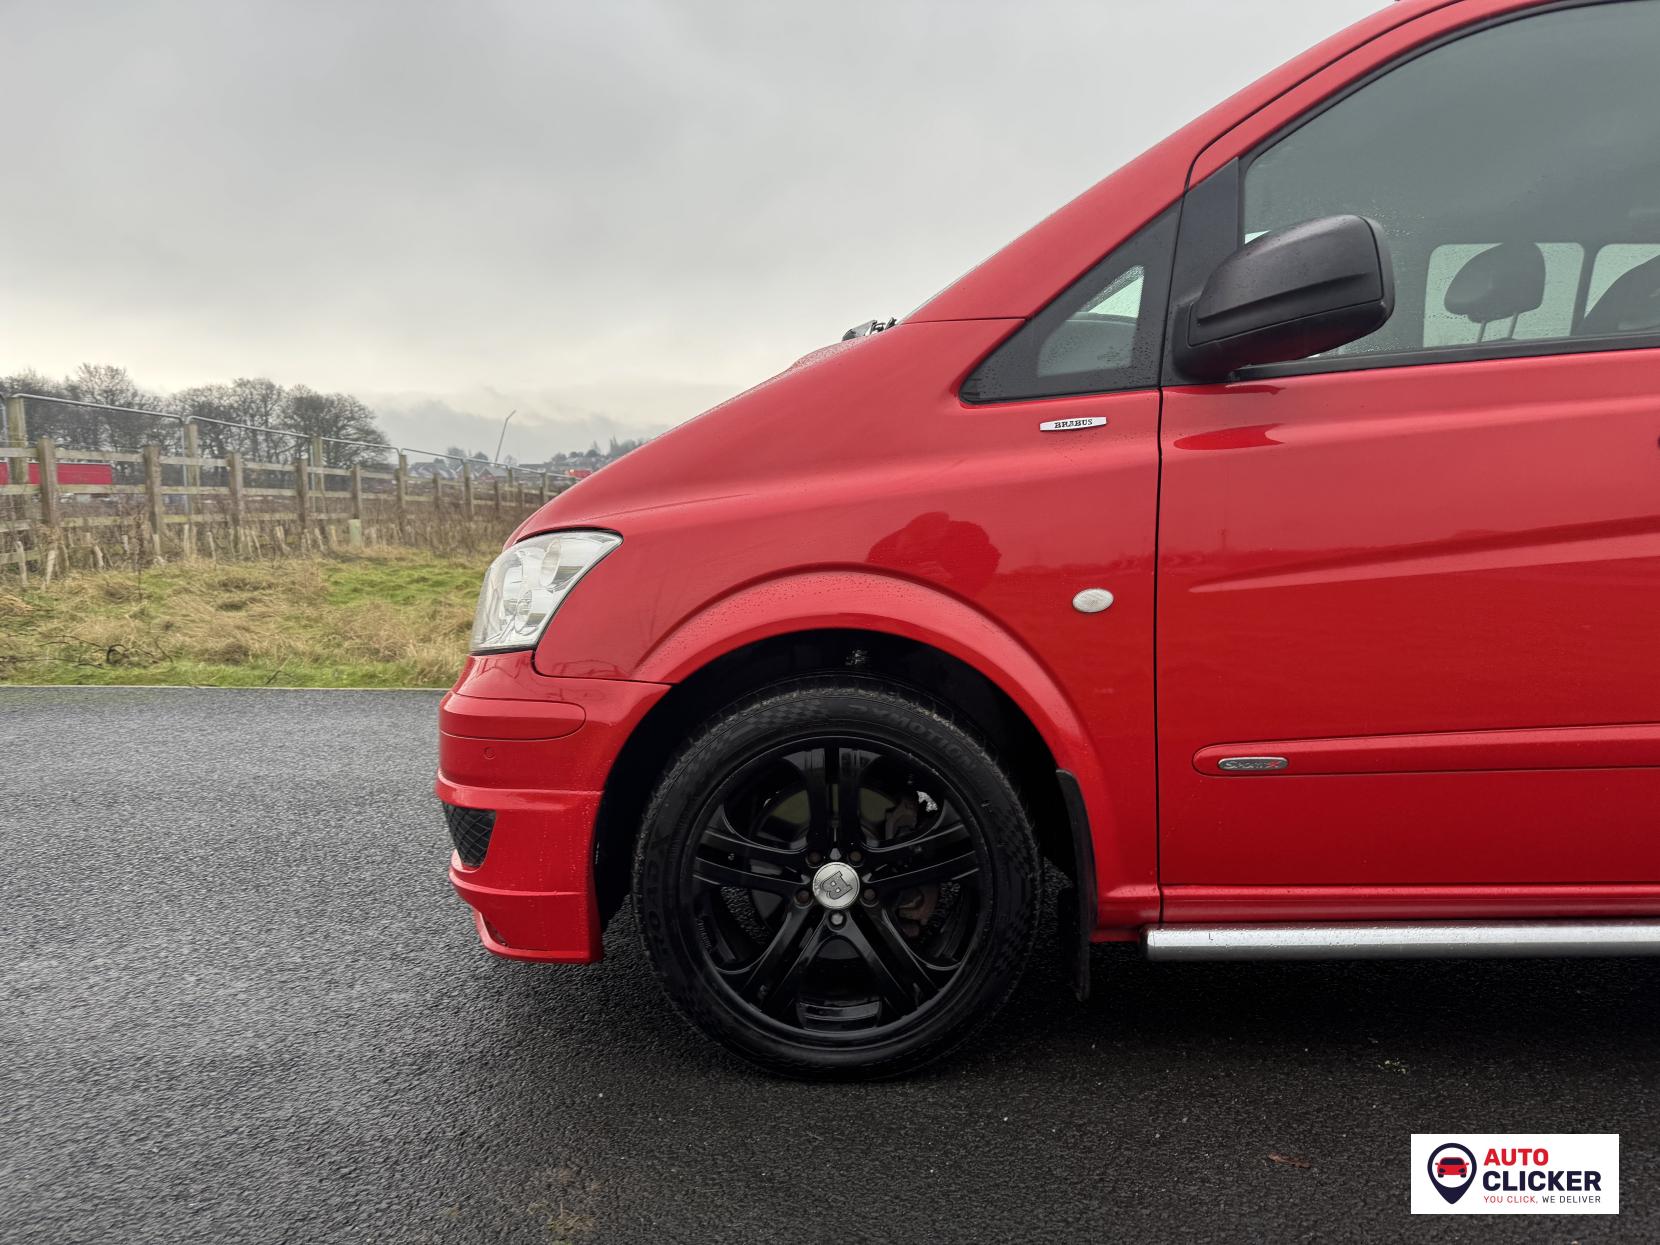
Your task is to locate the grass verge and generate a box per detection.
[0,547,485,687]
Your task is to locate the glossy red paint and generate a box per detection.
[439,654,668,960]
[436,0,1660,963]
[513,320,1170,934]
[1159,349,1660,887]
[441,693,584,741]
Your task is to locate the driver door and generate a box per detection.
[1156,0,1660,911]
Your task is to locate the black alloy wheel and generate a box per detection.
[634,681,1040,1078]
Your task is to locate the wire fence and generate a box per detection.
[1,392,576,582]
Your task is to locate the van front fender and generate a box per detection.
[631,569,1157,930]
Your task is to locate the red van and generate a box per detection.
[437,0,1660,1075]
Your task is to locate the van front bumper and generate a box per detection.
[435,653,670,963]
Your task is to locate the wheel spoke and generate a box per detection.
[836,746,864,849]
[870,846,979,893]
[765,915,830,1014]
[841,907,950,1017]
[861,816,969,862]
[691,854,800,896]
[723,902,827,1012]
[701,807,803,872]
[797,745,833,855]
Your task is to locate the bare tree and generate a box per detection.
[281,386,390,466]
[64,364,168,450]
[225,378,290,462]
[171,382,237,457]
[171,377,301,462]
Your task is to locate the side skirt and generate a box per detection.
[1143,920,1660,961]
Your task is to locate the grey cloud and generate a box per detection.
[1,0,1378,452]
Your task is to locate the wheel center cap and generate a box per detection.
[810,860,860,910]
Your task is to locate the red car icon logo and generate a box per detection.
[1436,1157,1469,1179]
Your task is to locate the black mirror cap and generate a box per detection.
[1176,214,1395,382]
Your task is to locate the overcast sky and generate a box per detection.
[2,0,1378,458]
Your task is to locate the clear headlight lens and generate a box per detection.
[469,529,621,653]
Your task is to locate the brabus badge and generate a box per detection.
[1038,416,1108,432]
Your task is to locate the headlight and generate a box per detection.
[469,529,621,653]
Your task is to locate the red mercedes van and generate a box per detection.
[437,0,1660,1075]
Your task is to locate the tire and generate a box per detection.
[632,679,1040,1078]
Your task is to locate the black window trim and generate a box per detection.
[1162,0,1660,385]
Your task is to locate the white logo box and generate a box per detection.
[1411,1134,1618,1215]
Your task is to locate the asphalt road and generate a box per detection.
[4,686,1657,1243]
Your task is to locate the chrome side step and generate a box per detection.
[1143,920,1660,961]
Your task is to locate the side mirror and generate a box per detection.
[1176,214,1394,381]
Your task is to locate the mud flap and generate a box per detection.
[1056,769,1096,1003]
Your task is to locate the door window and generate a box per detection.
[1588,243,1660,309]
[1240,0,1660,367]
[1421,243,1583,347]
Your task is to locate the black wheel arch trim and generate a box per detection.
[1056,768,1095,1003]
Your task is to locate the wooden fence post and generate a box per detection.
[5,394,25,448]
[310,435,325,532]
[294,456,311,532]
[183,418,200,490]
[226,450,244,552]
[182,419,200,557]
[142,443,166,555]
[35,437,62,571]
[395,453,408,536]
[348,463,365,548]
[540,472,549,505]
[493,477,503,516]
[461,461,475,520]
[35,436,61,531]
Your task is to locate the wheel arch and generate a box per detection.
[593,571,1118,935]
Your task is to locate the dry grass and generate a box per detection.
[0,546,485,687]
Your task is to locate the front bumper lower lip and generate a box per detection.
[451,865,601,964]
[434,655,673,964]
[437,776,605,962]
